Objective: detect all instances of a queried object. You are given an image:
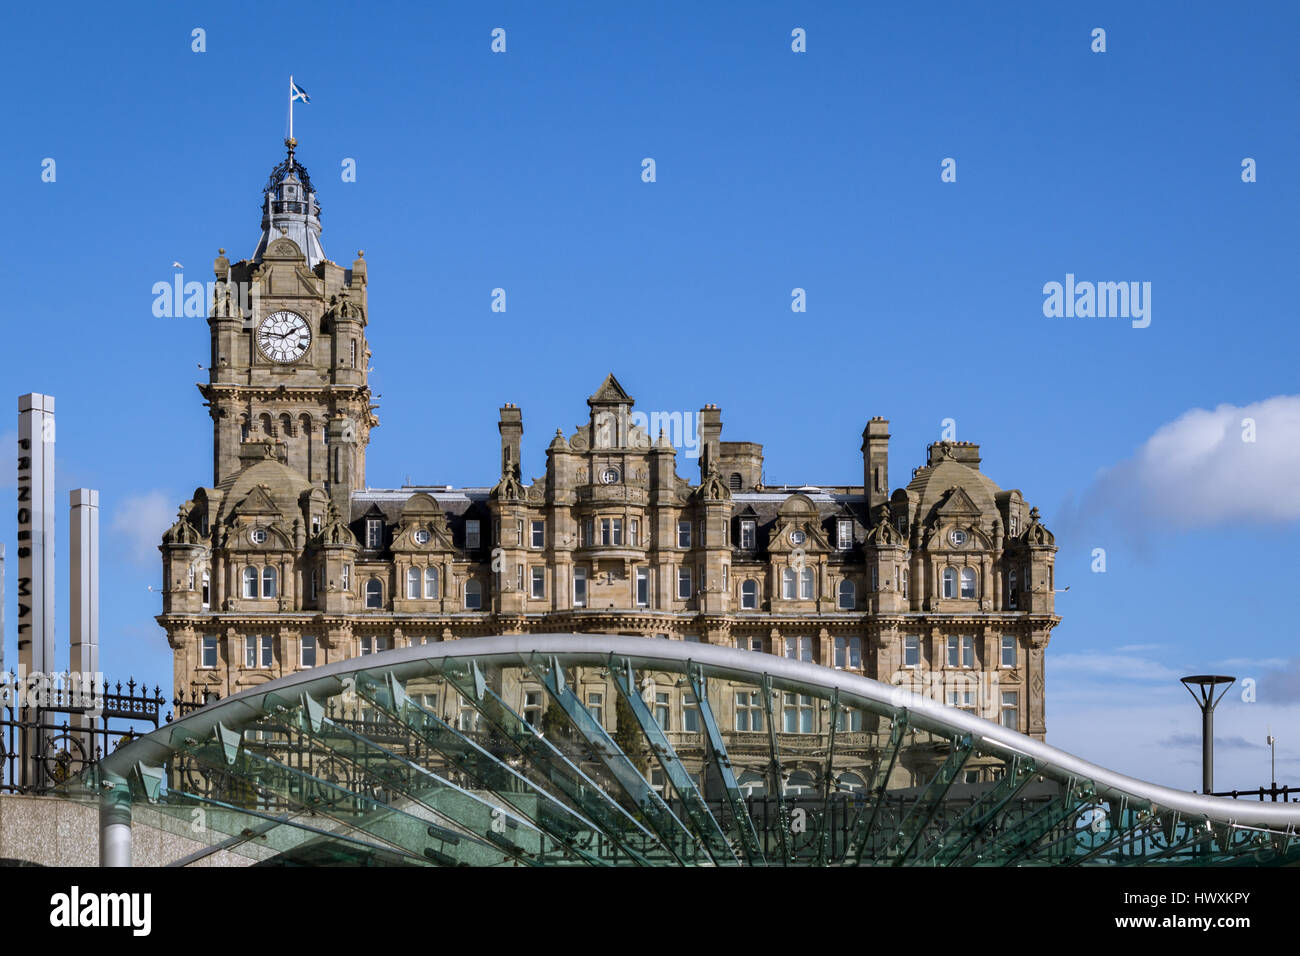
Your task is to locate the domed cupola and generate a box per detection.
[252,137,326,268]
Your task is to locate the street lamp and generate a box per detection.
[1180,675,1235,794]
[1267,727,1276,790]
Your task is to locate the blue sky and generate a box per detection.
[1,1,1297,790]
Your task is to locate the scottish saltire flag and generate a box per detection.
[290,78,309,104]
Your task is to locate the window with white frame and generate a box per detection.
[242,567,258,598]
[201,570,210,608]
[612,518,623,546]
[837,518,853,550]
[960,567,976,599]
[586,692,604,726]
[800,567,814,600]
[406,567,420,599]
[835,708,863,732]
[425,566,439,599]
[682,693,699,732]
[1001,635,1016,668]
[464,520,481,550]
[1008,569,1018,608]
[834,636,862,669]
[301,635,317,668]
[741,579,757,609]
[635,567,648,607]
[677,520,691,548]
[947,682,976,711]
[515,564,523,592]
[515,519,524,546]
[838,579,855,610]
[531,566,545,599]
[365,579,382,608]
[735,691,764,732]
[1000,691,1019,729]
[262,566,277,599]
[782,568,796,600]
[530,520,544,548]
[465,579,482,610]
[784,770,816,796]
[947,635,974,668]
[737,635,763,652]
[574,567,587,607]
[722,565,728,591]
[341,564,351,592]
[903,635,920,668]
[942,567,957,598]
[785,636,812,662]
[783,693,814,733]
[523,690,543,727]
[245,635,273,669]
[677,567,692,600]
[654,692,670,731]
[629,519,639,547]
[740,519,756,549]
[366,518,382,549]
[201,636,218,669]
[458,694,479,732]
[582,518,594,547]
[900,567,909,598]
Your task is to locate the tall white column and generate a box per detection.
[17,394,55,678]
[70,489,99,678]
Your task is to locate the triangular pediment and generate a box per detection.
[587,373,633,406]
[936,485,980,517]
[234,484,282,517]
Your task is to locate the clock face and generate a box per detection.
[256,310,312,364]
[600,467,620,484]
[789,529,806,546]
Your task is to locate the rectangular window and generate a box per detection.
[342,564,351,591]
[1000,691,1019,729]
[783,693,814,734]
[201,636,218,669]
[583,518,594,547]
[611,518,623,546]
[947,636,959,667]
[301,635,317,668]
[837,518,853,550]
[586,692,604,726]
[677,567,692,599]
[531,566,545,599]
[629,519,639,547]
[962,635,974,668]
[1001,635,1016,668]
[682,693,699,732]
[784,636,812,662]
[246,635,272,668]
[366,519,382,549]
[737,635,763,653]
[740,520,756,549]
[201,572,210,608]
[515,519,524,546]
[635,567,649,607]
[834,636,862,669]
[722,565,728,590]
[523,690,543,727]
[677,520,691,548]
[244,635,256,668]
[465,520,481,550]
[947,686,975,710]
[654,692,670,731]
[901,567,908,598]
[530,520,544,548]
[835,708,863,732]
[600,518,611,546]
[574,567,587,607]
[904,635,920,668]
[734,691,764,732]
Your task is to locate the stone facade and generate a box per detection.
[158,142,1060,762]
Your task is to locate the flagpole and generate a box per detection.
[288,74,294,142]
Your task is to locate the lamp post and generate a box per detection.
[1267,728,1276,790]
[1180,675,1235,794]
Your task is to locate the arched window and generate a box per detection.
[782,568,796,600]
[258,413,273,437]
[406,567,420,599]
[365,579,383,609]
[960,567,976,599]
[942,567,957,599]
[741,579,758,609]
[737,771,766,798]
[242,566,258,598]
[464,579,482,610]
[785,770,816,796]
[800,567,814,600]
[1008,570,1018,608]
[837,772,866,793]
[425,566,439,599]
[901,567,909,598]
[278,413,293,437]
[838,580,855,609]
[261,566,277,598]
[729,472,742,492]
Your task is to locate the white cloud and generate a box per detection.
[1049,652,1184,683]
[110,491,177,565]
[1070,395,1300,531]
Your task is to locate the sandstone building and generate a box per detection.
[158,141,1061,776]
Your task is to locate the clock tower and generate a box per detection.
[201,137,376,510]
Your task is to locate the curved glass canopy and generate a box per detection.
[73,635,1300,866]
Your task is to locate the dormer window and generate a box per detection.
[837,519,853,550]
[366,518,383,549]
[740,520,756,550]
[465,520,481,550]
